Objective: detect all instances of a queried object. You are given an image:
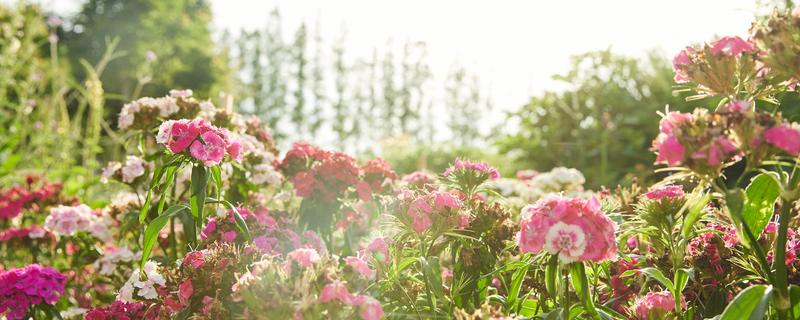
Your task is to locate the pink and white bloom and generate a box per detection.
[634,291,683,320]
[360,297,384,320]
[543,222,587,263]
[517,196,617,263]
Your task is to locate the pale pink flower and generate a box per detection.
[765,124,800,156]
[659,112,692,135]
[360,297,384,320]
[645,185,685,201]
[443,159,500,179]
[690,137,739,165]
[287,248,320,268]
[721,100,751,112]
[121,156,146,183]
[366,237,390,263]
[101,161,122,183]
[655,135,685,166]
[44,204,94,236]
[226,140,243,162]
[432,191,462,210]
[221,230,237,242]
[672,47,695,83]
[634,291,683,320]
[709,36,755,57]
[346,256,375,279]
[169,89,193,98]
[319,280,352,304]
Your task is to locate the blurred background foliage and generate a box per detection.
[3,0,796,191]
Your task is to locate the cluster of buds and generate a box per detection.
[651,101,798,175]
[672,36,758,97]
[751,9,800,83]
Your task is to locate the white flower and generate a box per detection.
[119,261,166,301]
[117,273,136,302]
[121,156,146,183]
[199,101,215,113]
[95,246,136,275]
[155,97,179,117]
[544,222,587,263]
[169,89,193,98]
[61,307,87,319]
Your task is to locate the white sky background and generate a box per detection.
[31,0,760,149]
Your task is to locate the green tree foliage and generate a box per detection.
[445,64,484,146]
[496,50,693,188]
[64,0,229,107]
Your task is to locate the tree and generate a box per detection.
[291,22,308,138]
[445,64,482,146]
[64,0,228,106]
[496,50,694,188]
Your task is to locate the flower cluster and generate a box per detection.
[751,9,800,82]
[93,245,138,276]
[44,204,112,241]
[85,301,151,320]
[672,36,757,96]
[0,225,49,243]
[0,264,66,320]
[118,90,212,130]
[633,291,684,320]
[101,156,150,184]
[0,177,63,220]
[156,118,242,166]
[403,190,465,233]
[687,223,738,274]
[319,280,384,320]
[517,195,617,263]
[118,261,166,301]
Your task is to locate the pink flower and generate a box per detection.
[432,191,462,210]
[634,291,682,320]
[517,196,617,263]
[226,140,243,162]
[287,248,320,268]
[166,120,200,153]
[672,47,694,83]
[221,230,237,242]
[366,237,390,263]
[443,159,500,179]
[659,112,692,135]
[190,131,227,166]
[169,89,193,98]
[690,137,739,166]
[319,280,352,304]
[655,135,685,166]
[121,156,146,183]
[183,251,206,269]
[407,196,434,233]
[645,185,685,201]
[710,36,755,57]
[360,297,384,320]
[178,280,193,304]
[253,235,278,253]
[765,124,800,156]
[356,181,373,202]
[200,219,216,240]
[0,264,66,320]
[345,256,375,279]
[721,100,751,112]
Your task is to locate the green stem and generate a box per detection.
[773,201,792,318]
[563,264,570,320]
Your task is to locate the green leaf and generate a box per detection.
[719,284,772,320]
[190,165,208,227]
[545,254,558,299]
[570,263,599,318]
[621,267,673,292]
[789,285,800,317]
[673,268,693,313]
[681,192,711,237]
[418,256,444,310]
[508,261,530,310]
[157,165,179,214]
[742,173,781,245]
[139,164,166,223]
[140,205,188,268]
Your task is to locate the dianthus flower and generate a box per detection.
[633,291,684,320]
[443,159,500,180]
[0,264,66,320]
[85,301,149,320]
[644,185,685,201]
[764,123,800,156]
[44,204,109,239]
[517,195,617,263]
[156,119,241,166]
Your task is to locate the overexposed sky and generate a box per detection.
[210,0,758,114]
[26,0,760,146]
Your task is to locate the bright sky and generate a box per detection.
[210,0,758,115]
[29,0,760,144]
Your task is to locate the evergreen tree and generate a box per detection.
[331,28,349,149]
[291,22,308,137]
[309,19,326,141]
[263,8,287,137]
